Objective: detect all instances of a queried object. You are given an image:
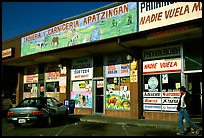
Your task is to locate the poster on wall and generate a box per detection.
[45,64,60,82]
[21,2,137,57]
[105,54,130,78]
[130,60,138,82]
[24,66,38,83]
[59,76,66,93]
[106,90,130,110]
[71,80,92,108]
[71,91,92,108]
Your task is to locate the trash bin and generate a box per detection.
[68,100,75,114]
[64,99,69,109]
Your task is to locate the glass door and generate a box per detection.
[94,79,104,114]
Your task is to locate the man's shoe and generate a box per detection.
[176,132,185,136]
[192,128,201,135]
[195,128,201,135]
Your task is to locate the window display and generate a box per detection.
[71,80,92,108]
[143,73,181,112]
[106,77,130,110]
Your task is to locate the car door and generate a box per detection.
[46,98,58,116]
[51,98,66,115]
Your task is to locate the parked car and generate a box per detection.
[6,97,69,127]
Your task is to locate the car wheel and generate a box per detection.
[13,123,21,128]
[47,115,52,127]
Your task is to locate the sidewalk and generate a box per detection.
[72,114,202,130]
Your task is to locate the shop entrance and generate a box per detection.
[185,72,202,117]
[93,79,104,114]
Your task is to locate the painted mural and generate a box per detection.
[21,2,137,56]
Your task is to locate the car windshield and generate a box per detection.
[17,98,47,108]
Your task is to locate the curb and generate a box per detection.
[79,118,178,130]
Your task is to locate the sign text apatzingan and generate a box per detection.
[22,3,129,43]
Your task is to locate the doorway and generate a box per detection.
[93,79,104,114]
[186,72,202,116]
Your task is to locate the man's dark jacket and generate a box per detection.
[177,92,192,112]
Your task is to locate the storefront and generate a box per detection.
[2,2,202,121]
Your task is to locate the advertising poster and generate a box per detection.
[24,66,38,83]
[45,64,60,82]
[71,80,92,108]
[105,54,130,78]
[106,90,130,110]
[71,91,92,108]
[130,60,137,82]
[21,2,137,57]
[59,76,67,93]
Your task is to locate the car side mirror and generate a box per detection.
[57,103,63,107]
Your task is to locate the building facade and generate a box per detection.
[2,2,202,121]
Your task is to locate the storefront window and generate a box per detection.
[143,58,182,112]
[71,80,92,108]
[106,77,130,110]
[23,66,38,99]
[45,64,60,100]
[46,82,59,92]
[70,57,93,108]
[143,73,181,112]
[105,54,131,110]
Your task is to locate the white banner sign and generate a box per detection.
[143,104,161,110]
[71,68,93,81]
[162,98,180,104]
[143,98,161,104]
[162,92,180,97]
[162,105,177,111]
[139,2,202,31]
[143,58,181,74]
[143,92,161,97]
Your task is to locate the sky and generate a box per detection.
[2,2,114,42]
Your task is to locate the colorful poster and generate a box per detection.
[105,54,130,77]
[71,91,92,108]
[106,90,130,110]
[21,2,137,57]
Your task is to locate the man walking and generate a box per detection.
[176,86,200,136]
